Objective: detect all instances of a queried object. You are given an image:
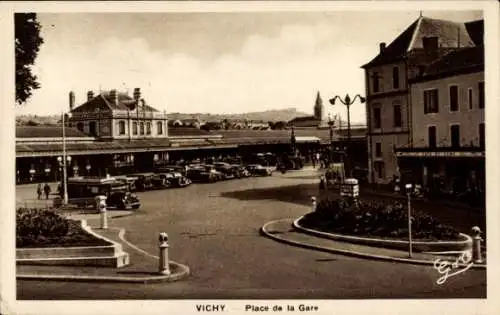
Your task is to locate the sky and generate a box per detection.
[16,10,482,123]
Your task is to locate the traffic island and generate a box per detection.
[261,219,486,269]
[16,209,191,283]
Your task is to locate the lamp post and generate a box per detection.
[405,183,413,258]
[329,94,366,178]
[61,112,72,205]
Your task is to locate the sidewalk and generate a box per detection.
[261,219,486,269]
[17,215,190,283]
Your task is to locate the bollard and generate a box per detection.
[158,232,171,275]
[471,226,483,264]
[311,196,317,212]
[95,195,108,229]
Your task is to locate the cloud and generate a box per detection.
[19,21,370,123]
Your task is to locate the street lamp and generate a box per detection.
[60,111,72,205]
[405,183,414,258]
[329,94,366,178]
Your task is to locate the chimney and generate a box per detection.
[69,91,75,111]
[109,89,118,105]
[379,42,386,53]
[422,36,439,51]
[133,88,141,101]
[87,90,94,102]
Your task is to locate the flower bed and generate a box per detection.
[299,197,461,241]
[16,208,109,248]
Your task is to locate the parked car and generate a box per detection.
[128,173,155,191]
[156,165,188,177]
[115,175,138,192]
[57,177,140,210]
[153,171,192,188]
[151,173,173,189]
[231,164,251,178]
[186,165,219,183]
[213,162,238,180]
[246,164,273,176]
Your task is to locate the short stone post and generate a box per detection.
[319,175,326,190]
[95,195,108,229]
[471,226,483,264]
[158,232,171,275]
[311,196,317,212]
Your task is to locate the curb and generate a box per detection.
[292,217,472,257]
[261,219,486,270]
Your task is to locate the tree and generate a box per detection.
[15,13,44,105]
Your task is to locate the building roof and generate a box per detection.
[413,45,484,82]
[362,16,475,68]
[16,126,91,138]
[71,91,159,113]
[465,20,484,46]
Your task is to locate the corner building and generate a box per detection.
[362,16,476,184]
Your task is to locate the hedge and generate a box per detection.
[300,197,461,241]
[16,208,109,248]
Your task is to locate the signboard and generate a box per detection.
[396,151,484,158]
[340,178,359,197]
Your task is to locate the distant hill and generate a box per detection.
[16,114,61,126]
[167,108,310,122]
[16,108,311,126]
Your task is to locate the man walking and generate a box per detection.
[43,183,51,200]
[36,183,42,200]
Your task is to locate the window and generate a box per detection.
[449,85,459,111]
[118,121,126,135]
[375,143,382,157]
[132,122,138,135]
[428,126,437,148]
[373,106,381,129]
[393,104,402,127]
[423,89,439,114]
[479,123,485,148]
[374,161,385,179]
[392,67,399,89]
[76,122,84,132]
[450,125,460,148]
[157,121,163,135]
[140,122,145,135]
[373,72,380,93]
[468,88,473,110]
[478,81,484,109]
[146,122,151,135]
[89,121,97,136]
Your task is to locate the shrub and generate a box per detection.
[301,197,461,241]
[16,208,108,247]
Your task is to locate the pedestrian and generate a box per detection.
[36,183,42,200]
[43,183,51,200]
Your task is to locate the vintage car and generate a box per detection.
[152,172,192,189]
[156,165,188,177]
[230,164,251,178]
[114,175,138,192]
[151,173,172,189]
[212,162,238,180]
[186,164,222,183]
[57,177,140,210]
[128,173,155,191]
[246,164,273,176]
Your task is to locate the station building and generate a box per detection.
[16,87,367,183]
